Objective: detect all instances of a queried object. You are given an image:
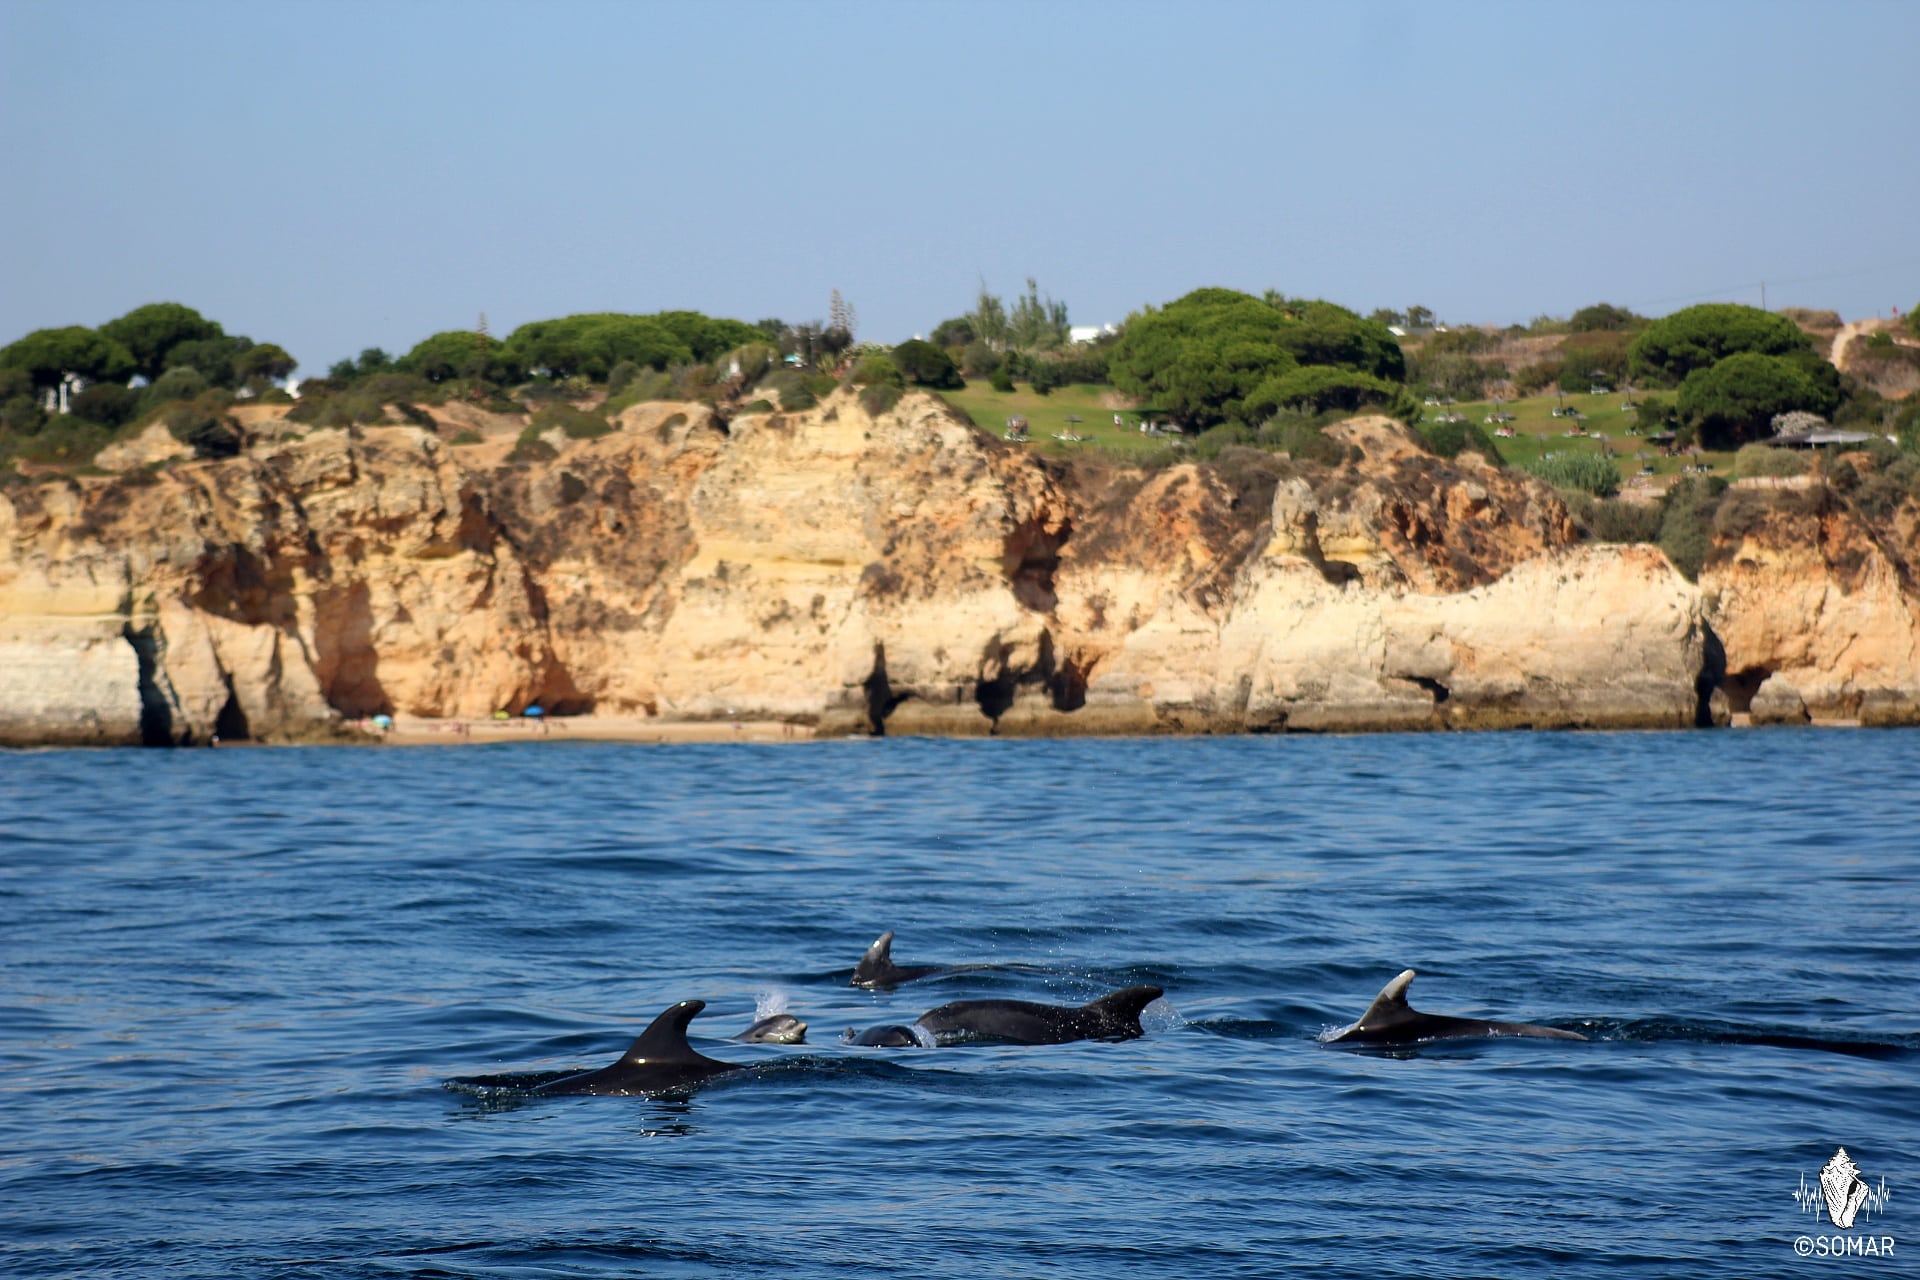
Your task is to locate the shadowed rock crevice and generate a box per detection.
[864,643,906,735]
[1695,622,1728,727]
[214,675,251,742]
[124,623,177,747]
[1002,514,1070,613]
[1723,664,1771,715]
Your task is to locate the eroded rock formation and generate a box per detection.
[2,395,1914,745]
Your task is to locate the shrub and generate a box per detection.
[1557,330,1634,389]
[1512,358,1564,395]
[606,359,643,394]
[449,429,482,444]
[3,414,113,465]
[146,365,210,406]
[1732,444,1808,479]
[858,383,903,416]
[989,365,1015,392]
[509,425,557,462]
[1657,476,1727,581]
[740,398,774,414]
[1,394,47,436]
[1420,420,1504,465]
[1568,303,1646,333]
[1269,420,1349,466]
[1524,451,1620,497]
[961,341,1002,377]
[1191,422,1255,459]
[850,352,904,388]
[531,403,611,440]
[164,404,241,458]
[1562,492,1662,543]
[69,383,140,429]
[891,339,962,389]
[1907,306,1920,340]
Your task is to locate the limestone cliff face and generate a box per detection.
[1704,483,1920,725]
[2,393,1910,745]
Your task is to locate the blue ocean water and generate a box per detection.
[1,731,1914,1278]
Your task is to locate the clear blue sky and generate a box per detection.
[3,0,1915,374]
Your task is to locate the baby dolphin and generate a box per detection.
[735,1012,808,1045]
[1322,969,1588,1046]
[914,986,1164,1046]
[850,930,945,988]
[532,1000,742,1095]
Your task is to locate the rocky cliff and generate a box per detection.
[2,394,1914,745]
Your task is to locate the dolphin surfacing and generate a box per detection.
[533,1000,743,1095]
[1323,970,1587,1046]
[735,1013,808,1044]
[850,930,945,988]
[914,986,1164,1046]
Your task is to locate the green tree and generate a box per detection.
[1677,352,1839,447]
[1906,305,1920,340]
[234,342,296,383]
[891,339,962,389]
[1007,278,1070,351]
[503,314,692,379]
[929,316,975,349]
[1264,295,1406,380]
[1568,302,1646,332]
[1107,288,1298,430]
[403,330,506,382]
[1557,331,1635,388]
[0,326,136,389]
[99,303,223,381]
[1628,303,1811,385]
[968,286,1009,351]
[1243,365,1398,418]
[651,311,768,363]
[69,383,140,428]
[164,335,256,388]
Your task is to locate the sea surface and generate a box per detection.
[1,731,1914,1278]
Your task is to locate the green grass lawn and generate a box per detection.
[932,381,1170,456]
[935,379,1732,483]
[1443,388,1732,483]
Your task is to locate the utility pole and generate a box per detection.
[1760,281,1767,311]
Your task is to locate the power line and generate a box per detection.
[1630,256,1920,312]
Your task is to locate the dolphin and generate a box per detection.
[1322,970,1588,1046]
[841,1023,927,1047]
[850,930,946,988]
[532,1000,743,1095]
[735,1012,808,1044]
[913,986,1164,1046]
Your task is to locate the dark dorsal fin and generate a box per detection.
[1087,985,1164,1026]
[1353,969,1418,1030]
[853,930,896,981]
[621,999,710,1063]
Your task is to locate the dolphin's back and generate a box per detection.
[916,985,1163,1045]
[1327,970,1587,1045]
[534,1000,742,1095]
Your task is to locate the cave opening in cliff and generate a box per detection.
[214,678,251,742]
[1723,666,1773,715]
